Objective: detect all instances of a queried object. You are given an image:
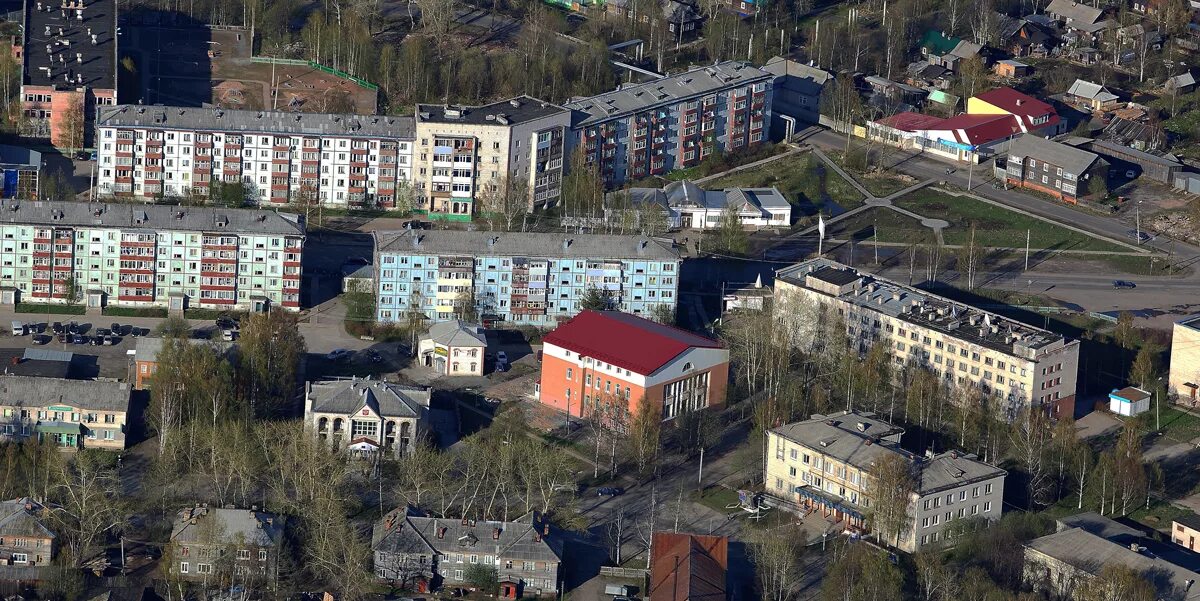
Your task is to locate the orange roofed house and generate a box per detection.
[537,311,729,422]
[649,532,728,601]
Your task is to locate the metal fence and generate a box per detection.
[599,566,648,578]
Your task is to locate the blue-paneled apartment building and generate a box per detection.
[372,230,682,326]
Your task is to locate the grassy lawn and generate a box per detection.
[691,485,741,514]
[893,189,1128,252]
[1145,406,1200,442]
[703,152,864,212]
[1094,253,1179,277]
[825,208,938,245]
[15,302,85,315]
[1128,498,1194,534]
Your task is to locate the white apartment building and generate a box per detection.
[765,411,1006,553]
[775,259,1080,420]
[95,106,415,208]
[414,97,571,219]
[0,200,304,311]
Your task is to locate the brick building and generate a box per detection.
[565,61,772,187]
[537,310,728,422]
[19,0,118,148]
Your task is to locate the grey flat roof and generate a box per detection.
[0,374,129,412]
[98,105,415,139]
[566,61,771,127]
[374,513,561,564]
[425,320,486,347]
[416,95,568,127]
[0,199,306,236]
[918,450,1006,493]
[777,259,1069,355]
[23,0,116,90]
[1087,138,1183,168]
[375,229,681,261]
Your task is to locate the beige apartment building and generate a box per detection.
[413,97,570,219]
[775,259,1080,420]
[766,411,1006,552]
[1169,316,1200,406]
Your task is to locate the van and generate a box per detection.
[604,585,631,597]
[10,321,24,336]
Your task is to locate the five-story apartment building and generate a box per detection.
[0,200,304,311]
[775,259,1080,419]
[96,105,415,207]
[414,97,571,218]
[566,61,773,187]
[373,230,681,327]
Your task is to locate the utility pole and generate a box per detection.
[1024,229,1030,271]
[697,447,704,485]
[1135,200,1142,244]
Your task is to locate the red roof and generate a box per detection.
[932,113,1022,145]
[972,87,1061,131]
[876,111,948,132]
[542,310,723,375]
[650,532,728,601]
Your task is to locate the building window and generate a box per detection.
[180,562,189,573]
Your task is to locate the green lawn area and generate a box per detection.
[893,189,1128,252]
[1144,405,1200,442]
[1127,498,1194,534]
[825,208,938,246]
[691,485,741,514]
[703,152,864,212]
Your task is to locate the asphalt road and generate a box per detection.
[788,129,1200,326]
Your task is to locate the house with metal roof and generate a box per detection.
[372,511,562,595]
[1003,134,1108,202]
[537,310,728,423]
[417,321,487,377]
[611,179,791,230]
[1066,79,1121,112]
[0,375,131,450]
[168,506,287,589]
[649,532,728,601]
[765,410,1006,552]
[0,498,56,569]
[304,378,431,459]
[1045,0,1108,32]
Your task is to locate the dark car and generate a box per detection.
[51,322,63,334]
[71,334,87,344]
[597,487,625,497]
[90,335,104,346]
[1112,280,1137,289]
[366,350,383,363]
[111,322,122,333]
[31,335,50,345]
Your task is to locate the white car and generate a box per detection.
[326,348,353,361]
[496,351,508,364]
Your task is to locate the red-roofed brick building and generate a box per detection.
[536,310,729,422]
[649,532,728,601]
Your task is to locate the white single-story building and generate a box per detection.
[612,180,792,230]
[1109,386,1151,417]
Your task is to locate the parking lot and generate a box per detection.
[1,323,142,380]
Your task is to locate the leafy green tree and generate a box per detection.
[343,279,376,324]
[580,286,614,311]
[1130,345,1159,388]
[464,563,500,593]
[238,309,306,418]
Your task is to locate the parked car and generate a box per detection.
[71,334,87,344]
[90,336,104,346]
[1112,280,1137,289]
[110,322,122,333]
[31,335,50,345]
[326,348,353,361]
[597,487,625,497]
[222,329,237,342]
[496,351,508,364]
[51,322,63,334]
[365,349,382,363]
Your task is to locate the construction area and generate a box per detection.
[119,22,378,114]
